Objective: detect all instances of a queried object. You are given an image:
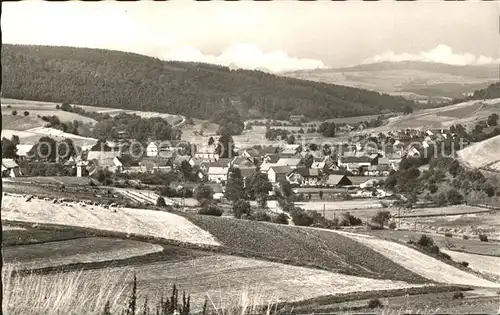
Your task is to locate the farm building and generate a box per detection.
[276,157,302,169]
[146,141,178,157]
[267,166,292,183]
[338,156,375,171]
[139,157,173,173]
[286,168,321,186]
[86,151,123,173]
[206,160,231,183]
[194,145,218,162]
[324,174,352,187]
[2,159,22,177]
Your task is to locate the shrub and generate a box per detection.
[56,105,60,109]
[444,232,453,238]
[388,221,397,230]
[271,213,289,225]
[462,235,469,240]
[452,292,464,300]
[417,235,435,248]
[290,208,314,226]
[156,197,167,207]
[367,298,383,309]
[23,111,30,116]
[12,110,17,116]
[460,261,469,268]
[428,184,438,194]
[340,212,363,226]
[252,211,271,222]
[198,205,223,216]
[479,234,488,242]
[371,211,391,228]
[233,200,251,219]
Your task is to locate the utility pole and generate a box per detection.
[323,202,326,218]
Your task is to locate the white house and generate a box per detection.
[146,141,178,158]
[195,145,218,162]
[207,166,229,183]
[276,158,302,169]
[267,166,292,183]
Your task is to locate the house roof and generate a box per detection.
[292,168,321,177]
[206,159,231,168]
[266,154,281,164]
[140,157,171,168]
[268,166,293,174]
[276,158,302,167]
[16,144,34,157]
[259,162,276,172]
[196,145,216,154]
[173,155,192,165]
[86,151,120,161]
[339,156,373,164]
[2,158,19,169]
[325,174,352,185]
[232,156,254,167]
[208,166,229,175]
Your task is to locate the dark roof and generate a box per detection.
[268,166,293,174]
[339,156,373,164]
[292,168,321,177]
[326,174,352,186]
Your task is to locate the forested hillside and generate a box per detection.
[2,44,415,120]
[453,82,500,103]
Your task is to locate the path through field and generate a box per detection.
[332,230,500,288]
[1,194,219,246]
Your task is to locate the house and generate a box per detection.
[194,145,218,162]
[276,158,302,169]
[262,154,281,164]
[146,141,179,158]
[406,145,421,158]
[231,156,256,169]
[139,157,173,173]
[2,159,22,177]
[286,168,321,186]
[267,166,292,183]
[280,144,301,156]
[363,165,391,177]
[259,162,277,173]
[337,156,374,170]
[16,144,34,160]
[76,161,89,177]
[324,174,352,187]
[173,155,195,169]
[206,159,231,183]
[86,151,123,173]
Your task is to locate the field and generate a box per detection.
[2,225,88,246]
[397,205,494,218]
[2,127,98,148]
[440,250,500,279]
[76,105,183,126]
[2,237,164,270]
[1,193,220,246]
[458,134,500,169]
[184,214,429,283]
[364,229,500,257]
[365,98,500,133]
[332,230,500,288]
[402,211,500,241]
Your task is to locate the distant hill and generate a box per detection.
[284,61,499,101]
[1,44,416,121]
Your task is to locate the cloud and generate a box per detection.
[157,43,327,73]
[364,44,500,66]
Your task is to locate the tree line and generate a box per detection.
[2,44,416,120]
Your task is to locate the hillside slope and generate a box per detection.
[458,134,500,168]
[284,61,498,100]
[1,44,415,120]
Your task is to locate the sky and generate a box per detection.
[2,0,499,73]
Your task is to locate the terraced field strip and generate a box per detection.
[295,200,384,211]
[2,194,219,246]
[115,188,178,206]
[440,250,500,279]
[333,230,500,288]
[397,205,494,218]
[31,254,426,312]
[2,237,164,270]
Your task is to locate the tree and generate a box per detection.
[60,102,72,111]
[281,179,293,198]
[156,196,167,207]
[286,134,295,145]
[2,136,18,158]
[487,113,499,126]
[194,184,214,202]
[403,105,413,115]
[225,168,245,201]
[180,160,192,180]
[319,190,323,200]
[233,200,251,219]
[248,173,272,201]
[271,213,289,225]
[208,136,214,146]
[215,128,236,158]
[198,204,223,216]
[446,189,463,205]
[12,110,17,116]
[371,211,391,228]
[24,111,29,116]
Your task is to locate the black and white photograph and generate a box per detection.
[1,1,500,314]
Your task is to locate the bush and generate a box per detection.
[444,232,453,238]
[367,298,383,309]
[271,213,289,225]
[462,234,469,240]
[428,184,438,194]
[198,205,223,216]
[417,235,435,248]
[388,221,397,229]
[156,196,167,207]
[340,212,363,226]
[291,208,314,226]
[478,234,488,242]
[23,111,30,116]
[371,211,391,228]
[12,110,17,116]
[452,292,464,300]
[233,200,251,219]
[252,211,271,222]
[460,261,469,268]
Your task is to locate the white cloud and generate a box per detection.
[365,44,500,66]
[157,43,327,73]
